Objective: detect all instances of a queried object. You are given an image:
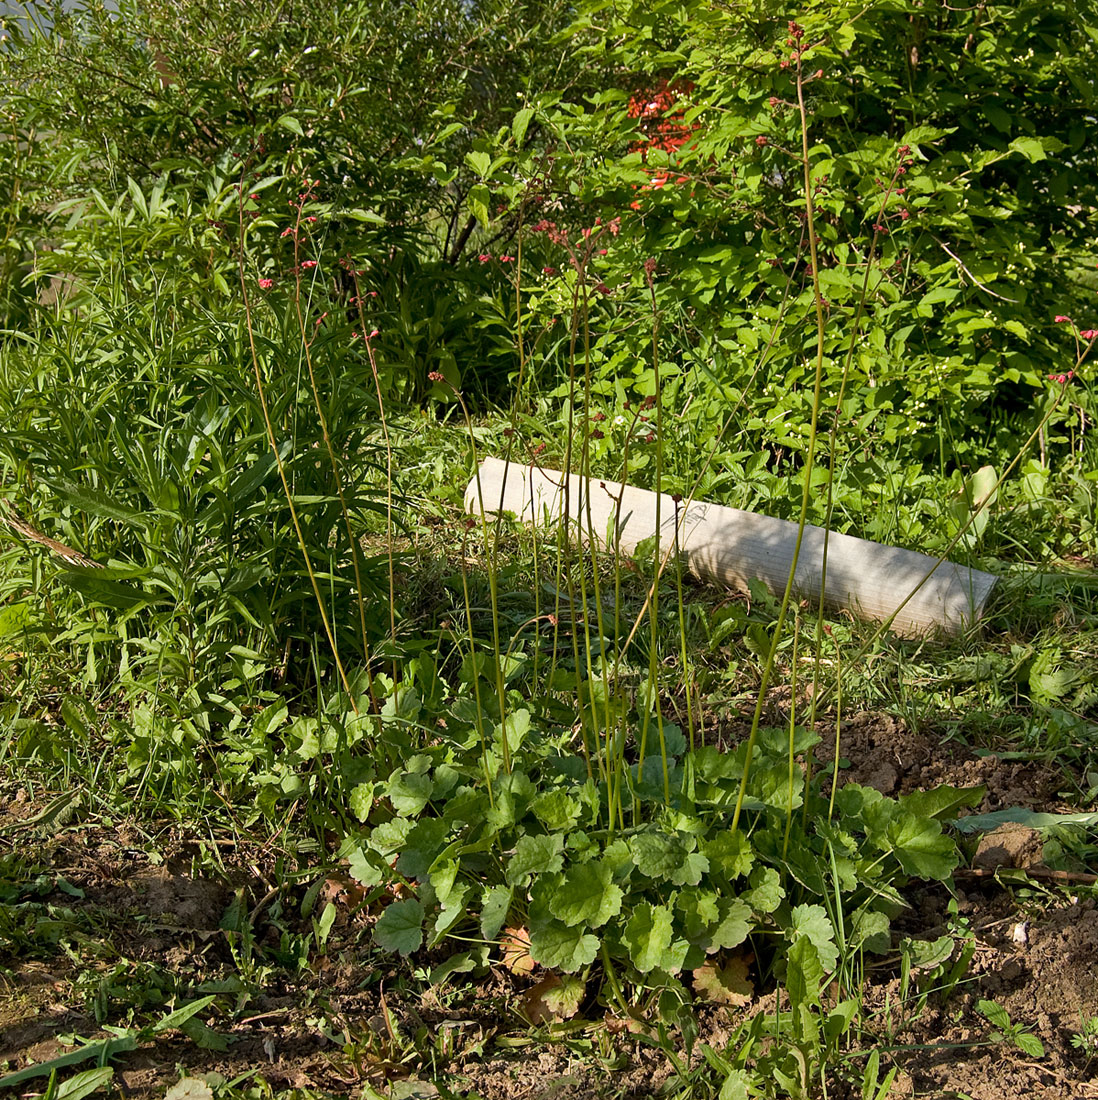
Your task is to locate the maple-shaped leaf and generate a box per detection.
[692,955,754,1006]
[524,974,586,1023]
[500,925,536,975]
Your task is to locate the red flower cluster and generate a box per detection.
[627,79,697,156]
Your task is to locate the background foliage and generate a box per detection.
[1,1,1097,1094]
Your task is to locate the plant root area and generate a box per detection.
[1,714,1096,1100]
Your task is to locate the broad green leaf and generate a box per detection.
[953,808,1098,834]
[670,850,709,887]
[900,786,984,821]
[56,1067,114,1100]
[630,829,690,881]
[276,114,304,136]
[506,832,564,886]
[744,866,784,914]
[480,884,513,940]
[346,846,384,887]
[848,907,891,954]
[395,818,449,878]
[152,996,217,1034]
[497,708,531,754]
[513,107,535,147]
[1009,136,1045,162]
[786,935,823,1011]
[374,899,425,955]
[549,860,623,928]
[0,1039,137,1089]
[387,769,433,816]
[466,150,492,177]
[48,478,146,526]
[623,902,678,973]
[718,1070,751,1100]
[883,812,959,879]
[902,935,954,971]
[368,817,412,857]
[532,788,581,831]
[1015,1032,1045,1058]
[703,831,754,880]
[528,919,599,972]
[977,998,1012,1031]
[468,182,491,225]
[430,951,477,986]
[790,904,838,972]
[348,782,375,823]
[677,887,721,943]
[707,899,752,953]
[180,1016,230,1052]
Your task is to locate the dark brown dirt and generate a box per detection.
[2,713,1096,1099]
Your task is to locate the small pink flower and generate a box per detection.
[301,260,317,269]
[542,266,556,275]
[250,193,260,200]
[1080,330,1097,340]
[306,216,317,223]
[755,136,768,146]
[258,278,274,289]
[368,328,379,339]
[478,254,492,262]
[499,254,514,262]
[280,227,295,238]
[428,371,445,382]
[1055,315,1071,323]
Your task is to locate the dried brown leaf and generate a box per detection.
[523,974,585,1023]
[692,955,754,1006]
[500,926,536,975]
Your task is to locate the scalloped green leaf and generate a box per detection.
[374,899,424,955]
[549,860,623,929]
[506,832,564,886]
[623,902,683,973]
[528,920,599,972]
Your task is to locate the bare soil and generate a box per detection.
[2,714,1096,1099]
